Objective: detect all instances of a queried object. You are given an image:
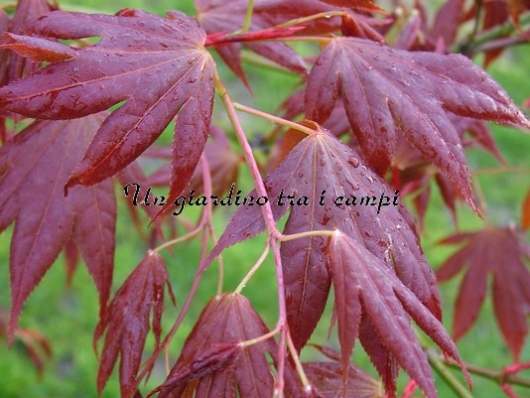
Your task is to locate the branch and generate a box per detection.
[455,10,530,55]
[431,351,530,389]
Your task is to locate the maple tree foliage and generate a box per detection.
[0,113,116,345]
[436,226,530,362]
[0,0,530,397]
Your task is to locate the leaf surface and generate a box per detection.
[436,226,530,361]
[0,9,215,204]
[0,114,115,344]
[328,231,469,398]
[305,37,530,207]
[150,293,284,398]
[94,251,173,398]
[209,129,441,351]
[304,361,382,398]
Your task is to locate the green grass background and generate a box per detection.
[0,0,529,397]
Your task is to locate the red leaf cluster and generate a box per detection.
[149,293,281,397]
[305,37,530,208]
[0,113,116,344]
[0,9,216,207]
[95,251,174,398]
[437,226,530,361]
[1,1,529,397]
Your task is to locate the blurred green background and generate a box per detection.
[1,0,529,397]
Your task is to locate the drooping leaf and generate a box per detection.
[305,37,530,208]
[0,308,52,377]
[94,251,174,398]
[149,293,286,398]
[436,226,530,361]
[328,231,470,398]
[208,128,441,352]
[390,112,505,228]
[0,114,116,344]
[431,0,464,48]
[0,9,216,206]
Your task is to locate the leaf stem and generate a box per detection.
[271,35,332,44]
[215,71,289,394]
[437,354,530,389]
[274,11,347,29]
[286,333,312,394]
[233,102,316,135]
[152,227,201,253]
[240,327,279,349]
[455,10,530,55]
[234,244,270,294]
[426,348,476,398]
[240,0,254,34]
[152,154,214,254]
[279,229,336,242]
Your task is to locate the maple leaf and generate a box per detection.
[149,293,293,398]
[390,113,504,228]
[436,226,530,361]
[328,231,470,398]
[207,129,441,352]
[196,0,341,85]
[304,362,382,398]
[94,251,174,398]
[0,113,115,345]
[305,37,530,208]
[0,9,215,207]
[0,308,52,377]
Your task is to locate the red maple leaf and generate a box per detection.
[304,361,382,397]
[94,251,174,398]
[0,9,216,206]
[149,293,303,398]
[304,37,530,208]
[0,113,116,344]
[328,231,470,398]
[0,308,52,377]
[436,225,530,361]
[208,128,441,355]
[390,113,504,228]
